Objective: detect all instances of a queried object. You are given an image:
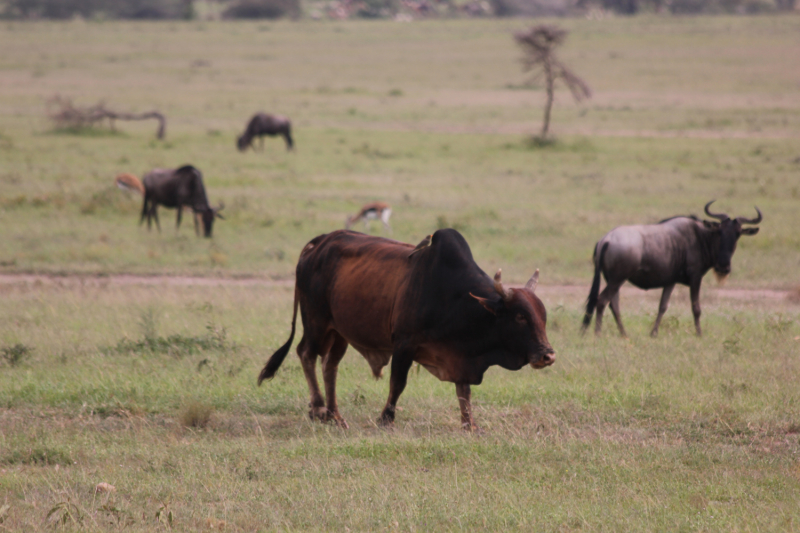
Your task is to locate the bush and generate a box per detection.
[2,0,192,19]
[222,0,299,19]
[1,344,31,366]
[354,0,398,18]
[668,0,778,12]
[490,0,570,16]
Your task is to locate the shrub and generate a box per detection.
[222,0,299,19]
[2,0,192,19]
[1,344,32,366]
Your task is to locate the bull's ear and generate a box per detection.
[741,227,759,236]
[469,292,500,315]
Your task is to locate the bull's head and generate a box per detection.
[471,269,555,370]
[200,202,225,238]
[703,200,761,277]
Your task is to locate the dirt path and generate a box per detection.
[0,273,793,302]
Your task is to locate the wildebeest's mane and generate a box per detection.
[658,214,701,224]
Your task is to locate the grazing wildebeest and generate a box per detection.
[581,201,762,338]
[258,229,554,431]
[345,201,392,233]
[116,166,224,238]
[236,113,293,152]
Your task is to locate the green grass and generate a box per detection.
[0,282,799,530]
[1,15,800,532]
[1,16,799,284]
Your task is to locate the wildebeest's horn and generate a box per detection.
[704,200,728,221]
[524,269,540,293]
[493,269,513,302]
[737,206,762,225]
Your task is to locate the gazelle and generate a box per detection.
[345,202,392,233]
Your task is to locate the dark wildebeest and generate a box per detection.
[117,166,224,238]
[257,229,555,431]
[581,201,762,338]
[345,201,392,233]
[236,113,293,152]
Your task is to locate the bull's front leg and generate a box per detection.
[379,346,414,427]
[455,383,478,432]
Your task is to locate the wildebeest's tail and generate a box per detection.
[258,286,299,385]
[115,173,145,195]
[582,242,609,331]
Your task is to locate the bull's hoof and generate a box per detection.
[331,413,350,429]
[308,406,330,422]
[378,411,395,427]
[309,407,349,429]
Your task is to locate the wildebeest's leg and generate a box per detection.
[650,284,675,338]
[152,205,161,232]
[379,346,415,426]
[321,333,349,428]
[297,336,326,420]
[140,197,149,227]
[193,211,200,236]
[176,205,183,230]
[608,290,628,338]
[690,281,703,336]
[594,282,619,334]
[456,383,477,431]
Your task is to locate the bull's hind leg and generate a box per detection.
[321,333,349,428]
[296,336,326,421]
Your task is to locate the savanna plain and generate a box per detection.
[0,15,799,531]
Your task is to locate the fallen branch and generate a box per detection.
[47,96,166,139]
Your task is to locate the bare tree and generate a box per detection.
[514,25,591,140]
[47,96,166,139]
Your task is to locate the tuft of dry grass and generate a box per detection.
[179,399,214,429]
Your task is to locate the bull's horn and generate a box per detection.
[704,200,728,221]
[737,206,762,225]
[494,269,513,302]
[524,269,540,293]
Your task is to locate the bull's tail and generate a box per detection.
[115,173,145,195]
[582,242,609,332]
[258,286,299,385]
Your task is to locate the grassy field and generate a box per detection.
[1,16,799,284]
[1,15,800,532]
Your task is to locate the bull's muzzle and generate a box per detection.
[530,349,555,369]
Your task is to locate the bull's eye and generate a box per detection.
[515,313,527,325]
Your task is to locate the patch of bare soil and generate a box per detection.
[0,273,792,302]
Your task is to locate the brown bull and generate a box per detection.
[258,229,554,431]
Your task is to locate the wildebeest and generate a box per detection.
[236,113,293,152]
[345,201,392,233]
[115,165,224,238]
[581,201,762,338]
[258,229,554,431]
